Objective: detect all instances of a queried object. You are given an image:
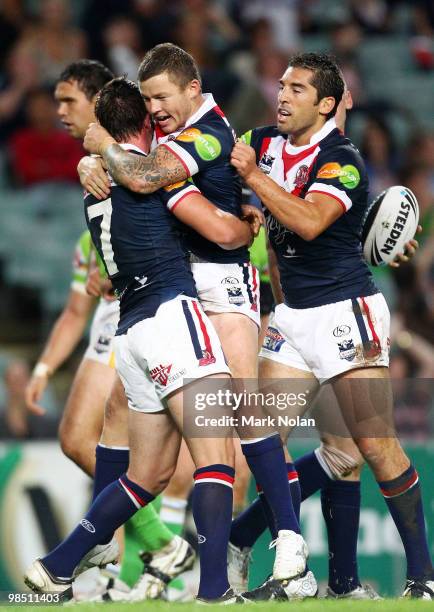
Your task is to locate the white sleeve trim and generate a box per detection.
[71,281,88,295]
[167,184,201,211]
[162,141,199,177]
[307,182,353,211]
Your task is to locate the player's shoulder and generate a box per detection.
[317,129,365,169]
[241,125,282,147]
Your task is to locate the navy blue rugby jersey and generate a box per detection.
[242,119,378,308]
[84,145,197,334]
[153,94,247,264]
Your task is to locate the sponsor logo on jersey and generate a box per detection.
[176,127,222,161]
[338,339,356,361]
[294,164,309,188]
[150,363,173,386]
[317,162,360,189]
[176,127,202,142]
[333,324,351,337]
[259,152,275,174]
[263,327,285,352]
[164,180,187,191]
[195,133,221,161]
[80,519,96,533]
[198,534,207,544]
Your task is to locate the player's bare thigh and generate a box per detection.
[100,373,129,447]
[332,365,409,480]
[208,312,258,378]
[168,374,235,470]
[127,408,182,495]
[59,358,116,476]
[259,357,318,460]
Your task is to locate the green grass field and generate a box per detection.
[2,600,433,611]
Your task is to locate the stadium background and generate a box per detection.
[0,0,433,597]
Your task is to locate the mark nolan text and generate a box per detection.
[195,415,316,427]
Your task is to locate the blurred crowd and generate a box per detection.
[0,0,433,440]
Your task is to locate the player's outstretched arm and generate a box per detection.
[25,290,95,415]
[231,141,343,241]
[173,193,254,249]
[83,123,187,196]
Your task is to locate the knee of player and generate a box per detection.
[129,463,177,497]
[316,442,364,480]
[352,437,392,467]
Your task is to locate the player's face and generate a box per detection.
[139,72,200,134]
[277,67,333,142]
[54,80,96,139]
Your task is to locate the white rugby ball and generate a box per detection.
[362,186,419,266]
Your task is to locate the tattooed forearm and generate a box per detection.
[103,144,188,194]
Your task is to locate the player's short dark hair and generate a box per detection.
[138,43,201,89]
[95,77,147,142]
[57,60,114,100]
[288,53,344,119]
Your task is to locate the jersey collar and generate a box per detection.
[284,118,337,155]
[120,143,147,155]
[183,93,217,128]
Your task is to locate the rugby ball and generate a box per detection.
[362,186,419,266]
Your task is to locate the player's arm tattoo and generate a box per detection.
[103,144,188,194]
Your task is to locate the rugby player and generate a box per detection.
[26,60,197,598]
[230,52,434,600]
[79,43,309,587]
[24,76,256,604]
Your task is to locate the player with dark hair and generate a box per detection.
[79,43,310,593]
[230,52,434,600]
[26,61,201,600]
[24,76,257,604]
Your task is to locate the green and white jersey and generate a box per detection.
[71,230,106,295]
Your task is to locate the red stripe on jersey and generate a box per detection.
[256,483,263,493]
[213,105,225,118]
[154,124,166,142]
[194,471,235,484]
[170,189,200,212]
[192,300,216,365]
[307,190,347,212]
[119,478,147,507]
[160,143,191,177]
[287,470,299,481]
[361,297,381,347]
[380,471,418,498]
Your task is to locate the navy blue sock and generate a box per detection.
[42,474,153,579]
[92,445,130,501]
[230,492,268,548]
[230,463,301,548]
[321,480,361,594]
[295,450,333,501]
[287,462,301,523]
[241,435,299,534]
[193,464,234,600]
[379,465,433,579]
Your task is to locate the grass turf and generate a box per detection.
[2,599,432,611]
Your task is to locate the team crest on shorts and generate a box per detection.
[337,339,356,361]
[263,327,285,352]
[150,363,172,386]
[226,286,245,305]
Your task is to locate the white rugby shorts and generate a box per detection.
[84,299,119,367]
[191,261,260,327]
[113,295,230,413]
[260,293,390,382]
